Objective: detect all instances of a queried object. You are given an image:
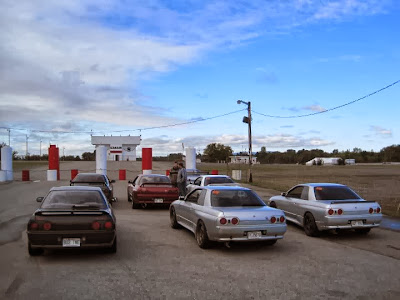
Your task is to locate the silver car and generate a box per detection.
[186,175,240,194]
[268,183,382,237]
[170,186,287,248]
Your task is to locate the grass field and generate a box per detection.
[199,163,400,217]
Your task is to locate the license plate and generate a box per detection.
[247,231,262,239]
[351,220,364,227]
[154,198,163,203]
[62,238,81,247]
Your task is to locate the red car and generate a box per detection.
[127,174,179,209]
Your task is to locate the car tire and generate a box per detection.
[28,243,43,256]
[355,228,371,234]
[303,212,320,237]
[195,220,211,249]
[170,206,181,229]
[109,237,117,253]
[265,239,277,246]
[269,201,277,208]
[127,191,132,202]
[132,202,140,209]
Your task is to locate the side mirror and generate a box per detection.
[178,196,185,200]
[281,192,287,197]
[128,180,132,184]
[110,180,116,183]
[36,197,44,202]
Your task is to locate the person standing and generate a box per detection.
[169,161,179,187]
[177,162,187,197]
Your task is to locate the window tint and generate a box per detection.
[211,190,265,207]
[41,190,107,209]
[301,186,309,200]
[205,177,234,185]
[314,186,361,200]
[140,176,171,185]
[287,186,304,199]
[72,174,106,184]
[197,190,207,206]
[194,178,202,186]
[186,189,203,204]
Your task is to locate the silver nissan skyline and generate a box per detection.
[170,186,287,248]
[268,183,382,237]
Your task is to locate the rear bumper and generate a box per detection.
[134,197,177,205]
[27,230,116,249]
[316,214,382,230]
[210,223,287,242]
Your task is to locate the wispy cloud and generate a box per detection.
[302,105,327,112]
[370,126,392,137]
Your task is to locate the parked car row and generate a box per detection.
[27,172,382,255]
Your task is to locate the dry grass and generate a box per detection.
[199,163,400,217]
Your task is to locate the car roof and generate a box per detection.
[200,186,250,191]
[140,174,168,177]
[299,183,346,187]
[50,186,103,192]
[199,175,230,178]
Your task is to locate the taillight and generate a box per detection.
[231,217,239,225]
[270,217,276,224]
[328,209,334,215]
[377,207,381,213]
[43,222,52,231]
[369,208,373,214]
[30,222,39,230]
[338,209,343,215]
[280,216,285,223]
[92,221,101,230]
[141,188,147,192]
[104,221,113,229]
[220,218,227,225]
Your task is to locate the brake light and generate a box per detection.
[141,188,147,192]
[338,209,343,215]
[280,216,285,223]
[369,208,373,214]
[43,222,52,231]
[104,221,113,229]
[231,217,239,225]
[270,217,276,224]
[30,222,39,230]
[328,209,334,215]
[220,218,227,225]
[92,221,101,230]
[377,207,381,213]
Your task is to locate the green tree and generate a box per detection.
[203,143,233,163]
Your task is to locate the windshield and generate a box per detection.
[41,190,107,209]
[211,190,265,207]
[140,176,171,184]
[72,174,106,184]
[205,177,234,185]
[314,186,361,200]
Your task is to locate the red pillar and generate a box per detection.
[142,148,152,174]
[48,145,60,180]
[71,169,78,180]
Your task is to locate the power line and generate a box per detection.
[0,109,246,135]
[252,79,400,119]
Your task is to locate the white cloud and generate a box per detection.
[371,126,392,137]
[303,105,326,112]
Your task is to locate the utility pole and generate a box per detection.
[7,128,10,146]
[40,140,42,159]
[237,100,253,183]
[26,135,29,157]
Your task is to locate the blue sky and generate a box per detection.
[0,0,399,156]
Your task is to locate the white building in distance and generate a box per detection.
[229,156,258,164]
[91,136,141,161]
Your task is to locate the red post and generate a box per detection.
[119,169,126,180]
[142,148,152,173]
[71,169,78,180]
[22,170,30,181]
[48,145,60,180]
[166,170,170,176]
[211,170,219,175]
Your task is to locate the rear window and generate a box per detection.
[205,177,234,185]
[41,190,107,209]
[72,174,105,184]
[140,176,171,184]
[314,186,361,200]
[211,190,265,207]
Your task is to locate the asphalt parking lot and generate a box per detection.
[0,180,399,300]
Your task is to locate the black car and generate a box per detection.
[70,173,115,203]
[27,186,117,255]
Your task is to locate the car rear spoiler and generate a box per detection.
[37,211,106,216]
[330,200,376,204]
[140,183,174,187]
